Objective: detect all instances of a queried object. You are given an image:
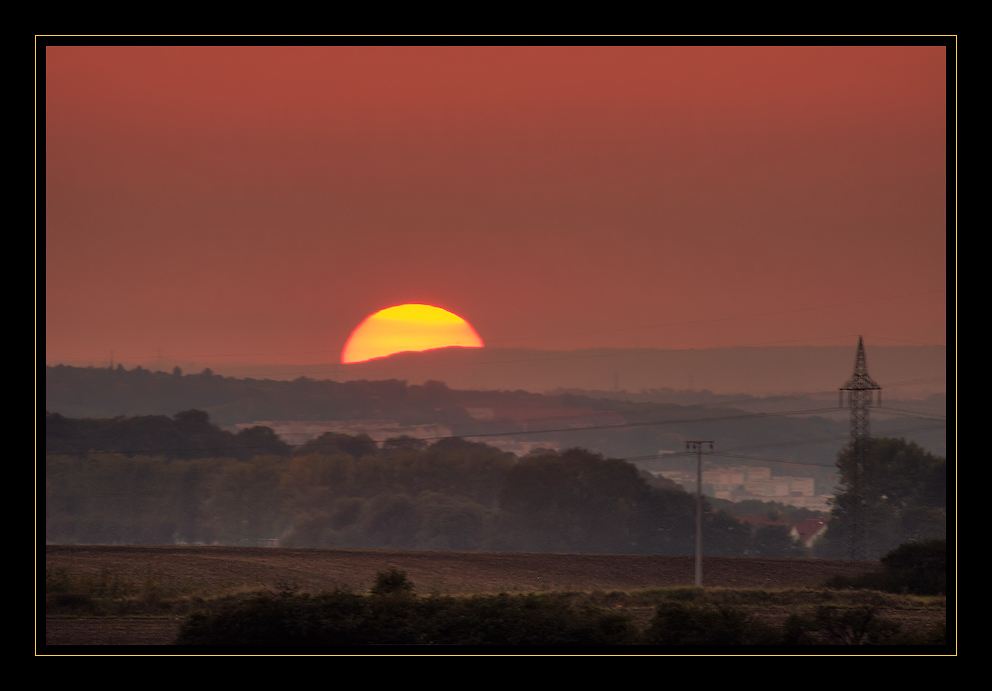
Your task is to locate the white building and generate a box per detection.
[652,466,831,511]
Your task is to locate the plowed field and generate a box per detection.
[46,545,880,594]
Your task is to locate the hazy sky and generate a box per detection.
[45,45,948,367]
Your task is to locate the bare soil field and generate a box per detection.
[46,545,881,594]
[43,545,946,649]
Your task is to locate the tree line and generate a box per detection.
[45,410,945,559]
[45,364,846,491]
[46,410,800,556]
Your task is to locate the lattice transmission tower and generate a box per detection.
[838,336,881,559]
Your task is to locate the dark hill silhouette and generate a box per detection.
[96,345,944,399]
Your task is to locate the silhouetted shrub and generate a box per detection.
[174,588,638,645]
[370,567,414,596]
[641,601,779,645]
[821,539,946,595]
[880,539,946,595]
[429,593,638,645]
[812,604,902,645]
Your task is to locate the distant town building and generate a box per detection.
[731,515,831,548]
[463,406,624,429]
[652,466,831,512]
[789,517,831,548]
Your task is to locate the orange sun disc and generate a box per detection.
[341,304,484,364]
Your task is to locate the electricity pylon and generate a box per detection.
[838,336,881,559]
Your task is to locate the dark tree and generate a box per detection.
[496,448,701,554]
[370,567,415,596]
[235,425,291,459]
[818,438,946,559]
[879,539,947,595]
[298,432,378,459]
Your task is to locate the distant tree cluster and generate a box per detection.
[47,410,782,556]
[48,410,944,558]
[46,410,290,461]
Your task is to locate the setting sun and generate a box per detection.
[341,304,484,364]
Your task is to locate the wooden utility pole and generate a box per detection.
[685,440,713,587]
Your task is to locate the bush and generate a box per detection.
[174,588,639,646]
[880,539,946,595]
[821,539,946,595]
[641,601,779,645]
[176,589,372,645]
[812,604,902,645]
[370,567,414,596]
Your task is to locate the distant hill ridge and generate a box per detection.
[61,344,946,399]
[44,360,946,481]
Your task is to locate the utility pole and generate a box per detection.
[685,440,713,587]
[838,336,881,560]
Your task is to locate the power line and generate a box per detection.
[667,377,946,412]
[619,422,946,469]
[874,406,947,421]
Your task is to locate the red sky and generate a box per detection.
[44,45,949,367]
